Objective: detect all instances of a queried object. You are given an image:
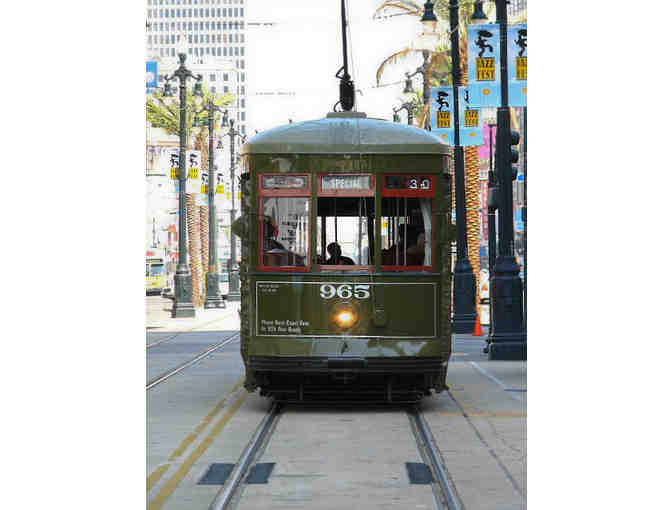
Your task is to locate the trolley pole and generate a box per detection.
[164,48,199,318]
[226,116,241,301]
[489,0,526,359]
[449,0,477,333]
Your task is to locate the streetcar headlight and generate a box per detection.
[335,309,356,329]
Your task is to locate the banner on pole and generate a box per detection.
[458,86,484,146]
[508,24,527,107]
[467,24,502,108]
[429,86,455,145]
[187,151,201,195]
[169,149,180,194]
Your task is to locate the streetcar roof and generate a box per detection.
[242,112,451,155]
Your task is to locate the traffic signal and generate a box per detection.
[509,130,520,165]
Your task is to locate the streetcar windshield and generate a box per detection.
[260,197,309,267]
[316,197,374,266]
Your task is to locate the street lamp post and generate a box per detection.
[223,112,245,301]
[194,98,228,309]
[448,0,477,333]
[485,122,497,352]
[163,37,201,318]
[405,51,432,129]
[489,0,526,359]
[393,74,418,125]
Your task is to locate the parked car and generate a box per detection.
[219,272,229,299]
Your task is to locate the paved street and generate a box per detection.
[146,296,525,509]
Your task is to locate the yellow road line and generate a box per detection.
[148,391,248,510]
[147,376,244,491]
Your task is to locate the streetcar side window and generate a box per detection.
[381,197,432,268]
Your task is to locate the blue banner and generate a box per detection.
[467,24,501,108]
[429,86,455,145]
[458,86,484,147]
[507,24,527,107]
[146,61,158,94]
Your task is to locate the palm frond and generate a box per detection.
[376,48,425,86]
[373,0,423,18]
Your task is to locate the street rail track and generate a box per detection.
[204,401,463,510]
[146,332,240,390]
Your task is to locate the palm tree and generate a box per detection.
[146,89,233,307]
[374,0,488,309]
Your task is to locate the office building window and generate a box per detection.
[229,34,232,42]
[234,8,238,16]
[228,8,232,16]
[217,8,221,16]
[171,48,175,56]
[224,86,229,93]
[189,47,193,54]
[188,21,192,29]
[241,47,244,56]
[200,22,204,29]
[206,34,210,42]
[234,47,239,56]
[171,22,175,29]
[241,73,245,82]
[241,112,245,121]
[217,47,221,56]
[223,73,228,81]
[206,47,210,54]
[241,99,245,108]
[240,33,244,43]
[241,86,245,95]
[240,7,243,16]
[171,34,176,43]
[217,34,221,42]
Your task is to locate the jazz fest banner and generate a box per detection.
[467,24,501,108]
[458,86,484,146]
[429,86,455,145]
[169,150,201,194]
[508,24,527,107]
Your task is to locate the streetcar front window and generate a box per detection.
[260,197,309,267]
[317,197,374,266]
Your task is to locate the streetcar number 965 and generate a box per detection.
[319,284,370,300]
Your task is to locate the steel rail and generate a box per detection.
[146,332,240,390]
[207,402,280,510]
[409,406,463,510]
[146,317,238,348]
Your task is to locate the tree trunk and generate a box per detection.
[186,193,203,308]
[200,205,209,300]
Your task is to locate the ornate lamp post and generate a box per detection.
[193,98,228,309]
[223,111,246,301]
[447,0,477,333]
[489,0,526,359]
[404,51,432,129]
[162,35,202,318]
[393,75,418,125]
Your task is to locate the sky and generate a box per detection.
[245,0,429,132]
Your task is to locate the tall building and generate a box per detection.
[146,0,247,135]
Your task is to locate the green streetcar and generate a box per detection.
[233,111,454,402]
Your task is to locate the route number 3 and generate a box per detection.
[319,284,370,300]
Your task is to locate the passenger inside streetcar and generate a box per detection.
[382,225,425,266]
[324,242,355,265]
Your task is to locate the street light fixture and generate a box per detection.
[162,35,202,318]
[471,1,488,23]
[193,97,229,309]
[420,0,439,33]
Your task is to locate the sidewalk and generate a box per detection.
[146,297,242,332]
